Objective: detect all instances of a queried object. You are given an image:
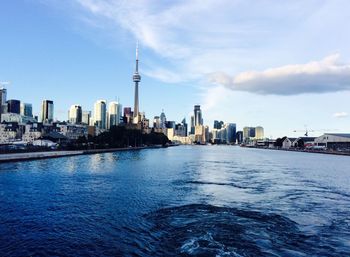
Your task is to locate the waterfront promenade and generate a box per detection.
[0,146,153,163]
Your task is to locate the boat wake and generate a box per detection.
[142,204,349,256]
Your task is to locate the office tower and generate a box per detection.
[41,100,54,123]
[226,123,237,144]
[243,127,250,140]
[249,127,256,138]
[94,100,107,129]
[160,110,166,129]
[214,120,219,129]
[166,121,175,129]
[190,115,195,135]
[116,102,122,125]
[69,104,82,124]
[255,126,264,139]
[153,116,160,129]
[82,111,91,125]
[0,87,7,120]
[20,103,33,117]
[123,107,132,123]
[124,107,131,117]
[194,105,203,126]
[236,131,243,144]
[175,121,187,137]
[7,99,20,114]
[133,42,141,124]
[181,118,188,136]
[214,120,224,130]
[243,126,257,141]
[108,101,122,128]
[0,87,7,106]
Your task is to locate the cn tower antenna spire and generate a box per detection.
[133,41,141,124]
[136,41,139,72]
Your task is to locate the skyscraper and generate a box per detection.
[108,101,122,128]
[123,107,132,123]
[160,110,166,129]
[255,126,264,139]
[82,111,91,125]
[20,103,33,117]
[153,116,160,129]
[68,104,82,124]
[7,99,20,114]
[226,123,237,144]
[214,120,224,129]
[194,105,203,126]
[182,118,188,136]
[236,131,243,144]
[0,87,7,120]
[190,115,195,135]
[133,42,141,124]
[41,100,54,123]
[94,100,107,129]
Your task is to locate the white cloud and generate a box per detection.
[69,1,350,98]
[71,1,325,81]
[333,112,348,118]
[209,54,350,95]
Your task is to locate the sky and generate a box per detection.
[1,0,350,138]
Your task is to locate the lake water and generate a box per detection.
[0,146,349,256]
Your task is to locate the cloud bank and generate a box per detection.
[333,112,348,118]
[67,1,350,98]
[209,54,350,95]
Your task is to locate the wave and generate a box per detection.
[142,204,350,256]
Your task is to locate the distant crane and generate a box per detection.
[293,126,337,137]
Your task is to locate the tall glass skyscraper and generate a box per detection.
[82,111,91,125]
[0,87,6,121]
[68,104,82,124]
[108,101,122,129]
[190,115,195,134]
[194,105,203,126]
[160,110,166,129]
[41,100,54,123]
[226,123,237,144]
[7,99,20,114]
[20,103,33,117]
[94,100,107,129]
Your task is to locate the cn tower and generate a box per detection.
[132,42,141,124]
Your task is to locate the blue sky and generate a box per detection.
[1,0,350,138]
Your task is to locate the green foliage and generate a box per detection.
[88,126,170,149]
[274,136,287,147]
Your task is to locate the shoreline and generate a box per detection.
[0,145,166,164]
[242,146,350,156]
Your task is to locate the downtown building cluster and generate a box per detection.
[0,45,143,146]
[0,44,266,148]
[0,45,168,147]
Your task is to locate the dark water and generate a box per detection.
[0,146,349,256]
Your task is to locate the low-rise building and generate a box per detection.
[172,135,193,145]
[57,123,88,140]
[314,133,350,150]
[292,137,316,148]
[22,123,43,143]
[1,113,36,123]
[0,123,17,144]
[282,137,297,149]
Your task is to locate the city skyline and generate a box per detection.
[1,1,350,137]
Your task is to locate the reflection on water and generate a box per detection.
[0,146,349,256]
